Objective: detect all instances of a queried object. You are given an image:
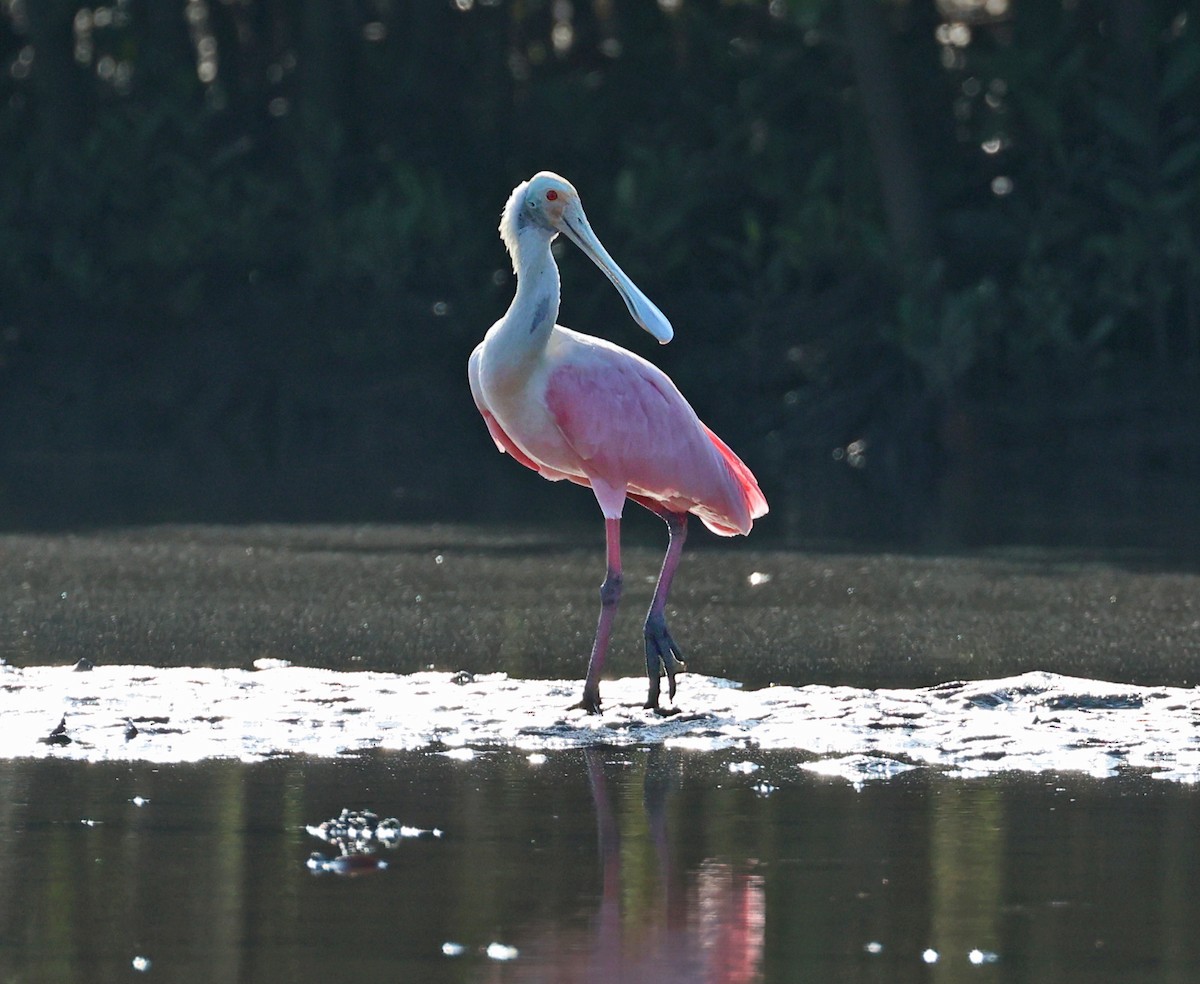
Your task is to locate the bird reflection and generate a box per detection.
[482,747,765,983]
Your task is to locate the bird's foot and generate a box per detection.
[643,616,686,712]
[572,686,602,715]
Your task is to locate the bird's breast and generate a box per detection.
[478,339,581,475]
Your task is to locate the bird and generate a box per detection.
[469,172,767,714]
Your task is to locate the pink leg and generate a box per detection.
[579,517,622,713]
[643,510,687,714]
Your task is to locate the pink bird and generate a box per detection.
[469,172,768,714]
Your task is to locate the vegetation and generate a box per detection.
[0,0,1197,547]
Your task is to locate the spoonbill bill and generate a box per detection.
[468,172,768,714]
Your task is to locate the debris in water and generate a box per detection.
[306,852,388,876]
[38,715,71,746]
[304,808,441,876]
[486,942,520,961]
[798,754,921,784]
[306,808,441,847]
[441,942,467,957]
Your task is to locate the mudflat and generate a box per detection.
[1,523,1196,690]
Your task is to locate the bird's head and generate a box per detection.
[500,171,673,344]
[521,171,579,229]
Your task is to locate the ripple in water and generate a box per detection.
[2,663,1197,780]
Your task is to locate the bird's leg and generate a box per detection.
[578,517,622,714]
[643,510,688,714]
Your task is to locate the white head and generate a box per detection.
[499,171,673,344]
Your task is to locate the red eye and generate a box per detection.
[545,190,558,201]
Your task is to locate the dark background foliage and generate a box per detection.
[1,0,1197,550]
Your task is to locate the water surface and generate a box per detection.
[3,524,1199,982]
[3,750,1199,983]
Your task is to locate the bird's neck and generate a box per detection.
[494,234,562,362]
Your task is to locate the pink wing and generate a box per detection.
[545,349,767,536]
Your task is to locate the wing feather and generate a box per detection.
[545,339,767,534]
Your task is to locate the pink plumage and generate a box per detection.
[543,343,764,535]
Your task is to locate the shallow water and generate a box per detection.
[3,524,1200,982]
[6,665,1200,781]
[3,749,1200,983]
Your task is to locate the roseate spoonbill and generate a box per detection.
[468,172,767,714]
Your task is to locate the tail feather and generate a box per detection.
[703,424,769,533]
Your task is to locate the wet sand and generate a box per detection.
[1,522,1197,690]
